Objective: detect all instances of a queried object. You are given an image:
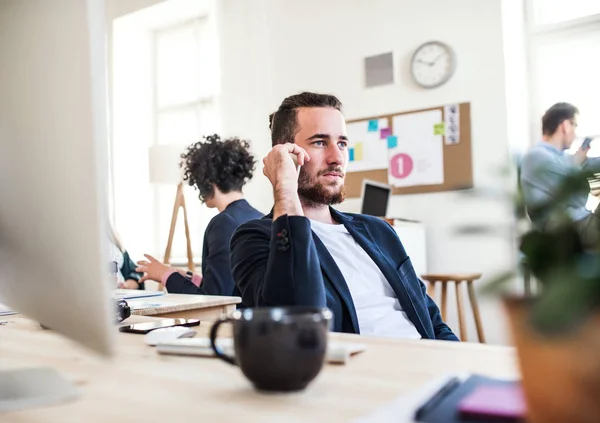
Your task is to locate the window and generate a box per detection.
[153,18,220,264]
[111,0,219,269]
[528,0,600,142]
[532,30,600,143]
[531,0,600,26]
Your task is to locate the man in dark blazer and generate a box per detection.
[230,92,458,341]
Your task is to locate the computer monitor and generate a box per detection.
[360,180,392,217]
[0,0,113,411]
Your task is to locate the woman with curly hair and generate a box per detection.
[136,134,262,296]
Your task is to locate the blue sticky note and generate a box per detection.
[387,135,398,149]
[349,147,355,161]
[368,120,378,132]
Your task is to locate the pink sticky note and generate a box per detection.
[380,127,391,139]
[458,385,526,420]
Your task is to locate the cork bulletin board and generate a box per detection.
[344,102,472,198]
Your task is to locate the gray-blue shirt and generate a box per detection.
[520,142,600,225]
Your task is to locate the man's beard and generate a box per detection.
[297,166,346,208]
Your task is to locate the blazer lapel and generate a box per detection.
[311,232,360,333]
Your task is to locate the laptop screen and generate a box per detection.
[361,182,391,217]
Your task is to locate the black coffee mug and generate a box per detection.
[210,306,333,392]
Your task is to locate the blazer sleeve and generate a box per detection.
[165,213,239,296]
[121,250,145,290]
[420,280,459,341]
[165,272,205,295]
[230,215,326,307]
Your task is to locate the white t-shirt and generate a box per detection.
[310,219,421,339]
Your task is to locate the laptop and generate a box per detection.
[360,179,392,217]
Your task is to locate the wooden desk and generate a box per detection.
[1,315,518,422]
[128,293,241,320]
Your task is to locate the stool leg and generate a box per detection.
[441,282,448,322]
[426,281,435,300]
[467,281,486,343]
[455,281,467,341]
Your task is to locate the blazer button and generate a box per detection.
[278,244,290,252]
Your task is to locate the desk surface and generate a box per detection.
[1,316,518,423]
[128,293,241,316]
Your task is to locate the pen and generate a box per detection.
[414,376,461,421]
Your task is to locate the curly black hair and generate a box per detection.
[181,134,256,202]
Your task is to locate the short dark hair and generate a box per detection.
[269,92,343,146]
[542,102,579,136]
[181,134,256,202]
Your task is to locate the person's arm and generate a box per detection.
[230,215,326,307]
[230,142,324,307]
[521,152,573,211]
[120,250,144,290]
[136,255,201,294]
[162,271,205,295]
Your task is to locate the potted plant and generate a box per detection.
[458,167,600,423]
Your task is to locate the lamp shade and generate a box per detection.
[148,144,189,185]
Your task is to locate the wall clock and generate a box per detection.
[410,41,456,89]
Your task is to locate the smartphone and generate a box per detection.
[118,318,200,334]
[581,137,594,149]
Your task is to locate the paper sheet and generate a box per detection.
[444,104,460,145]
[388,110,444,187]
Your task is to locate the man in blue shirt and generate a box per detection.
[520,102,600,248]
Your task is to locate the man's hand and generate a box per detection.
[262,143,309,219]
[574,146,590,165]
[136,254,171,284]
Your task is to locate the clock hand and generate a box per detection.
[431,53,444,65]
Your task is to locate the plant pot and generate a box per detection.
[504,297,600,423]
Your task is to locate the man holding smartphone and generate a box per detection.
[520,102,600,248]
[229,92,457,341]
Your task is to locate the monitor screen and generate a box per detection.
[361,182,391,217]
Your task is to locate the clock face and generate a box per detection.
[410,41,455,88]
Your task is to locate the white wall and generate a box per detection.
[218,0,516,344]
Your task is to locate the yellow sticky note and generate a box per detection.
[434,123,445,135]
[354,142,364,161]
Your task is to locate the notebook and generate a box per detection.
[458,384,525,421]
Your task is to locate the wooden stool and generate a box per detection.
[420,273,485,343]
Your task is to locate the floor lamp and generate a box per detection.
[148,145,195,290]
